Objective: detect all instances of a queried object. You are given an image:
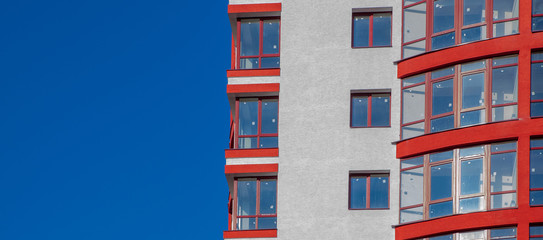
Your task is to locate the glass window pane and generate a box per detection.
[460,109,485,126]
[405,0,421,4]
[260,137,278,148]
[261,57,280,68]
[493,55,518,66]
[463,0,486,25]
[237,179,257,216]
[400,206,423,223]
[459,230,485,240]
[429,201,453,218]
[240,19,260,56]
[461,158,484,195]
[258,217,277,229]
[401,167,424,207]
[535,0,543,14]
[373,13,392,46]
[492,66,518,105]
[461,26,487,43]
[260,179,277,214]
[534,16,543,31]
[353,15,370,47]
[493,0,519,20]
[237,217,256,230]
[493,105,518,121]
[460,145,485,157]
[532,102,543,117]
[534,52,543,61]
[462,60,486,72]
[530,190,543,205]
[404,3,427,43]
[433,0,455,33]
[459,196,484,213]
[491,152,517,192]
[239,137,257,149]
[352,96,368,127]
[430,150,454,162]
[431,163,452,200]
[430,234,454,240]
[531,149,543,189]
[532,62,543,100]
[432,67,455,79]
[261,99,278,134]
[263,19,279,55]
[462,73,485,109]
[491,227,517,238]
[240,58,259,69]
[371,94,390,126]
[431,115,454,133]
[493,20,519,37]
[370,176,389,208]
[531,225,543,236]
[432,79,454,115]
[402,121,425,139]
[403,74,425,87]
[350,176,367,209]
[403,40,426,59]
[432,32,456,50]
[491,192,517,209]
[491,141,517,152]
[532,138,543,148]
[239,99,258,135]
[402,156,424,169]
[403,84,426,123]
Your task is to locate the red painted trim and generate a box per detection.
[226,69,280,77]
[227,3,281,14]
[225,148,279,159]
[223,229,277,238]
[226,83,280,94]
[225,163,278,174]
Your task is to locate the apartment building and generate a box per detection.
[223,0,543,239]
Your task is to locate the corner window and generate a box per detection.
[352,12,392,48]
[351,93,391,127]
[349,173,390,209]
[535,0,543,31]
[235,97,278,149]
[234,177,277,230]
[532,52,543,117]
[531,138,543,206]
[237,18,280,69]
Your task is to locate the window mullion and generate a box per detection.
[454,148,460,214]
[486,59,492,123]
[233,179,239,230]
[235,99,240,149]
[368,95,373,127]
[486,0,493,38]
[484,144,491,211]
[369,14,374,47]
[424,154,431,219]
[259,19,264,68]
[237,20,241,69]
[425,72,432,133]
[366,176,371,208]
[257,99,262,148]
[426,0,433,51]
[256,179,261,229]
[454,65,460,128]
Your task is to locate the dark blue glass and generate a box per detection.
[532,139,543,148]
[403,74,425,87]
[462,73,485,109]
[531,190,543,205]
[490,227,517,238]
[401,156,424,169]
[261,57,280,68]
[352,96,368,127]
[461,26,486,43]
[373,13,392,46]
[429,201,453,218]
[430,115,454,133]
[493,55,518,66]
[260,180,277,214]
[463,0,485,25]
[531,225,543,236]
[429,234,453,240]
[430,151,453,162]
[259,137,278,148]
[492,66,518,105]
[370,176,389,208]
[371,95,390,126]
[240,19,260,56]
[431,163,452,200]
[239,99,258,135]
[532,62,543,100]
[350,176,367,209]
[261,99,278,134]
[531,149,543,189]
[258,217,277,229]
[433,0,455,33]
[431,67,454,79]
[460,109,485,126]
[237,179,257,216]
[353,16,370,47]
[532,102,543,117]
[431,32,455,50]
[461,60,485,72]
[535,17,543,32]
[535,0,543,14]
[490,152,517,192]
[491,141,517,152]
[461,158,483,195]
[263,19,279,54]
[432,79,453,115]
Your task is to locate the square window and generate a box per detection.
[237,18,280,69]
[352,12,392,48]
[235,177,277,230]
[351,93,391,127]
[235,97,278,149]
[349,173,389,209]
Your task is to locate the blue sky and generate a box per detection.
[0,1,230,239]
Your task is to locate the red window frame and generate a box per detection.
[350,93,391,128]
[236,17,280,70]
[234,97,279,149]
[402,0,520,58]
[351,12,393,48]
[348,173,390,210]
[232,177,277,231]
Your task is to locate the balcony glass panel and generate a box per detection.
[463,0,485,25]
[240,19,260,56]
[401,167,424,207]
[461,158,483,195]
[432,79,454,115]
[260,179,277,214]
[433,0,455,33]
[490,152,517,192]
[261,99,278,134]
[432,32,455,50]
[462,73,485,109]
[492,0,518,21]
[431,115,454,132]
[258,217,277,229]
[493,20,519,37]
[429,201,453,218]
[461,26,486,43]
[402,121,425,139]
[237,179,257,216]
[459,196,484,213]
[491,192,517,209]
[400,206,423,223]
[263,19,280,55]
[404,40,426,58]
[460,109,485,126]
[261,57,280,68]
[404,3,427,42]
[431,163,452,200]
[403,84,426,123]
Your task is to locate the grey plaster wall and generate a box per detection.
[277,0,402,239]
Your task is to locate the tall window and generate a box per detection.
[531,138,543,206]
[532,52,543,117]
[236,97,278,149]
[237,18,280,69]
[402,0,519,58]
[400,141,517,224]
[234,177,277,230]
[534,0,543,31]
[349,173,390,209]
[351,93,391,127]
[352,12,392,48]
[401,55,518,139]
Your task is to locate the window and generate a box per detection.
[402,0,519,58]
[351,93,391,127]
[352,12,392,48]
[401,55,518,139]
[531,138,543,206]
[422,227,517,240]
[237,18,280,69]
[400,141,517,224]
[534,0,543,31]
[349,173,390,209]
[234,177,277,230]
[532,52,543,117]
[235,97,278,149]
[531,225,543,239]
